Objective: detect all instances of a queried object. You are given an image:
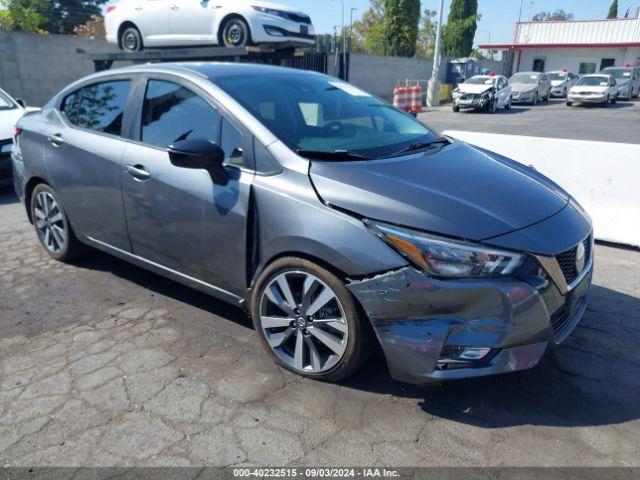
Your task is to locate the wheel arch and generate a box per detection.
[217,13,253,45]
[117,21,141,49]
[23,176,49,224]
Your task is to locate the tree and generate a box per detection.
[442,0,479,58]
[351,0,386,55]
[383,0,421,57]
[0,0,48,33]
[607,0,618,19]
[41,0,109,34]
[415,8,437,59]
[532,10,574,22]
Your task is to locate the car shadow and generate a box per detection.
[0,187,19,205]
[70,249,252,331]
[570,102,634,109]
[341,283,640,428]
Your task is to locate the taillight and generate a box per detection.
[106,4,116,13]
[13,127,22,143]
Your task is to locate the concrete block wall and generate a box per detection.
[0,32,121,107]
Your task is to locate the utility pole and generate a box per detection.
[331,0,346,79]
[518,0,524,22]
[427,0,445,107]
[349,7,359,54]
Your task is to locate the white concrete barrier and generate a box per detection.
[443,130,640,248]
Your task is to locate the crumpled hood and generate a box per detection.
[511,83,537,93]
[309,141,569,241]
[456,84,493,95]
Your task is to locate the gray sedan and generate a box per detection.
[12,64,593,385]
[510,71,552,104]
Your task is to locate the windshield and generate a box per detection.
[214,72,439,159]
[547,72,566,81]
[603,68,631,80]
[576,76,609,86]
[509,73,539,84]
[464,76,495,85]
[0,89,16,110]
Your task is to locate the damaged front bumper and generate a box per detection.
[347,265,592,385]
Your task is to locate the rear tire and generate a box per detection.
[250,257,372,383]
[30,184,84,262]
[120,26,143,52]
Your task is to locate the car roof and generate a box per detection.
[512,71,541,75]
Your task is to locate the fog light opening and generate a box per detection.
[459,347,492,360]
[437,345,496,370]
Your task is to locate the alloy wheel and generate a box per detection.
[34,191,66,254]
[258,271,349,374]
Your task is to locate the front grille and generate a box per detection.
[286,13,311,24]
[555,236,591,284]
[550,305,571,337]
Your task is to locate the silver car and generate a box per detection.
[601,66,640,100]
[12,64,593,385]
[510,72,552,104]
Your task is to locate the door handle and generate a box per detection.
[125,164,151,180]
[170,4,179,9]
[48,134,64,146]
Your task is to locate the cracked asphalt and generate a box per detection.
[1,187,639,467]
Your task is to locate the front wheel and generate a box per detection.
[452,104,460,112]
[531,93,538,105]
[250,257,371,382]
[30,184,84,262]
[610,95,617,104]
[566,101,573,106]
[486,99,497,114]
[221,18,251,47]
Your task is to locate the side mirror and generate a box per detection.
[409,110,418,118]
[15,98,26,108]
[168,138,228,184]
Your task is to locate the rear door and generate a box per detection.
[121,76,254,295]
[44,78,133,251]
[131,0,169,43]
[168,0,218,42]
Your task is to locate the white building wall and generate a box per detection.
[517,46,640,73]
[516,17,640,45]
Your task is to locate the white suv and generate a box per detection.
[105,0,316,51]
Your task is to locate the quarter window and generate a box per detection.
[141,80,221,149]
[61,90,81,124]
[76,81,131,135]
[221,119,244,167]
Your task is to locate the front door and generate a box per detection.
[122,78,253,295]
[169,0,218,41]
[45,79,133,251]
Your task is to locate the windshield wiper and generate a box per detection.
[296,149,372,161]
[386,136,451,157]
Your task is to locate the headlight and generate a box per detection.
[366,220,525,278]
[252,6,288,18]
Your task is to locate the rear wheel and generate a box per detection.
[120,26,143,52]
[250,257,371,382]
[221,17,251,47]
[30,184,83,262]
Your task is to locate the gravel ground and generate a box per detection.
[419,97,640,144]
[1,188,639,467]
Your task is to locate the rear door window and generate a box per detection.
[75,80,131,136]
[141,79,221,149]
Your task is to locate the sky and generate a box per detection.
[284,0,640,45]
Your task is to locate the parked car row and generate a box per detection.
[452,65,639,113]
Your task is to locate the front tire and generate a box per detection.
[120,26,143,52]
[250,257,371,382]
[221,17,251,48]
[566,101,573,106]
[531,92,538,105]
[30,184,83,262]
[452,104,460,112]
